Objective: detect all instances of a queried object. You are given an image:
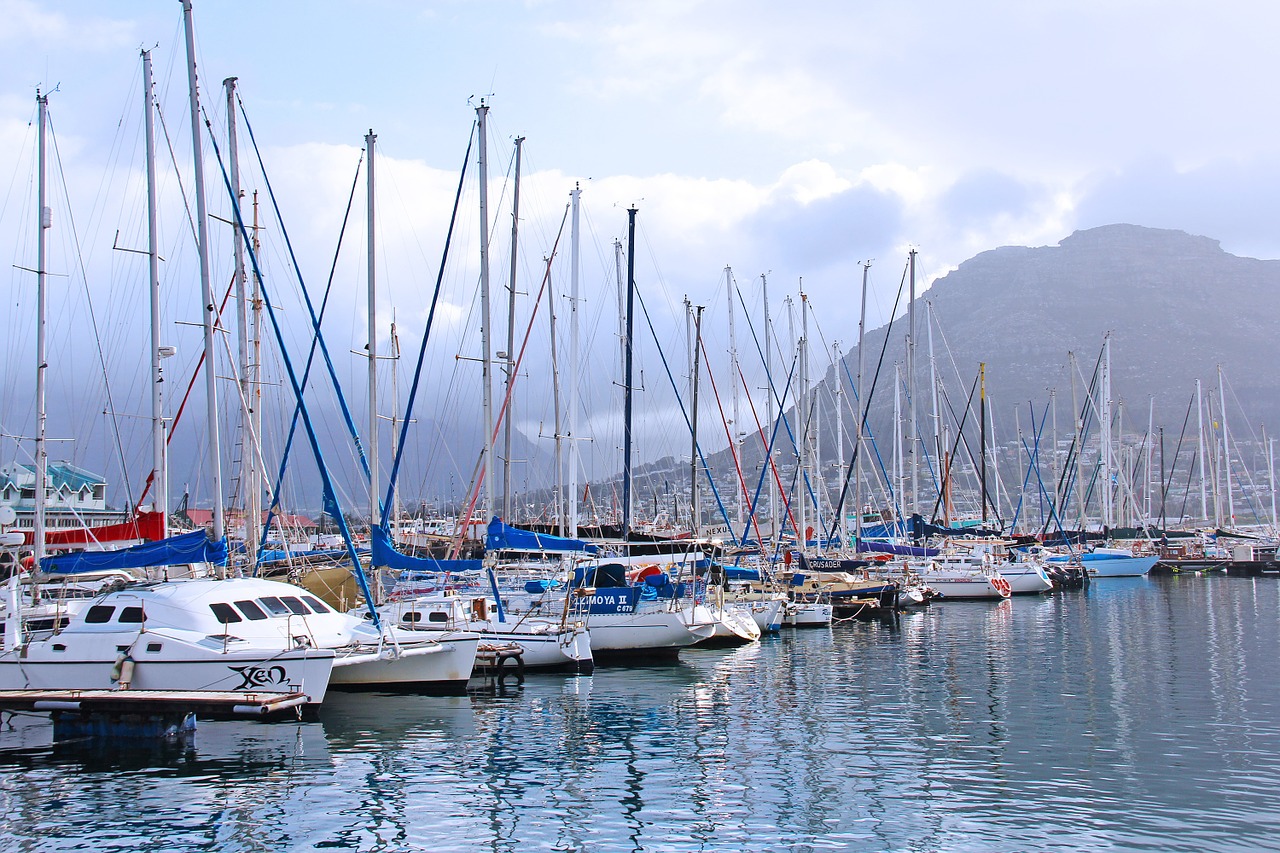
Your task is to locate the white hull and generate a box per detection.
[587,610,713,658]
[0,645,335,702]
[784,602,833,627]
[329,633,479,690]
[997,565,1055,594]
[924,575,1010,600]
[698,604,762,646]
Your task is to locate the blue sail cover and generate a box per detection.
[40,529,228,575]
[485,517,599,554]
[855,540,940,558]
[370,524,481,574]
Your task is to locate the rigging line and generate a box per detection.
[699,335,759,549]
[632,286,735,539]
[928,370,980,524]
[258,146,366,559]
[134,270,238,510]
[206,109,379,627]
[381,126,475,529]
[829,263,908,542]
[152,95,199,247]
[451,202,571,554]
[736,356,800,553]
[234,95,374,487]
[1161,391,1197,525]
[47,111,135,512]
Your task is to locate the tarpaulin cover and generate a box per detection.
[40,529,227,574]
[486,517,599,554]
[370,524,481,573]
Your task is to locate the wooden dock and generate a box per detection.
[0,689,312,742]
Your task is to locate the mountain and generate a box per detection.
[734,223,1278,480]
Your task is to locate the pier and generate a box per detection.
[0,689,312,744]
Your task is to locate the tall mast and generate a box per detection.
[927,300,940,507]
[249,190,262,547]
[182,0,224,543]
[761,273,776,540]
[365,128,380,533]
[834,340,845,549]
[690,305,705,539]
[621,207,637,542]
[855,261,869,546]
[726,266,742,531]
[476,101,494,521]
[1101,334,1113,528]
[502,136,524,521]
[893,363,903,528]
[225,75,256,557]
[1268,430,1277,536]
[1145,396,1155,524]
[142,53,168,539]
[546,263,564,534]
[1050,388,1059,512]
[980,362,988,523]
[797,289,808,547]
[908,248,918,517]
[1219,364,1234,526]
[1070,352,1085,527]
[33,90,49,566]
[567,184,581,538]
[1196,378,1208,522]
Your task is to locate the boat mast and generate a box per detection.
[142,52,168,539]
[690,304,705,540]
[908,248,918,518]
[1101,334,1112,529]
[726,266,742,532]
[33,89,49,566]
[621,207,637,542]
[762,273,776,541]
[1196,378,1208,522]
[855,260,869,546]
[225,76,257,560]
[182,0,225,544]
[1219,364,1234,527]
[476,101,494,523]
[980,363,988,524]
[893,363,903,530]
[800,289,811,548]
[834,339,845,549]
[365,128,380,537]
[502,136,524,522]
[927,300,941,519]
[546,261,564,534]
[567,184,581,538]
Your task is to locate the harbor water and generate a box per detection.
[3,574,1280,852]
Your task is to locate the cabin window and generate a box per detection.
[84,605,115,623]
[234,600,268,621]
[146,642,162,653]
[302,596,331,614]
[209,603,242,624]
[258,597,290,616]
[52,644,65,652]
[279,596,310,616]
[402,612,423,623]
[428,612,448,623]
[118,607,144,623]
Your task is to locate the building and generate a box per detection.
[0,462,128,534]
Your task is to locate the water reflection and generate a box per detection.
[4,580,1280,850]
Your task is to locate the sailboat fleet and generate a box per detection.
[1,3,1276,716]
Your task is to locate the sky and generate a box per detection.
[2,0,1277,515]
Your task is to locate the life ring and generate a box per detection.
[992,577,1011,597]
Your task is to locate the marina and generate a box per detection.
[2,4,1279,851]
[2,575,1279,851]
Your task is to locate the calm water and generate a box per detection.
[3,575,1280,852]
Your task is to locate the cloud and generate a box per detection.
[1073,156,1280,260]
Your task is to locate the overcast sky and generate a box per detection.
[2,0,1276,513]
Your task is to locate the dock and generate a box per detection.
[0,689,312,743]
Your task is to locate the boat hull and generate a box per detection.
[329,634,479,693]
